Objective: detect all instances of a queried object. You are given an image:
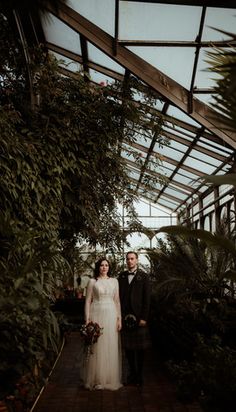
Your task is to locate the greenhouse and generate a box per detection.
[1,1,236,411]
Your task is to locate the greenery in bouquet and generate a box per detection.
[80,322,103,360]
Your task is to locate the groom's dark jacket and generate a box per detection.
[118,269,151,322]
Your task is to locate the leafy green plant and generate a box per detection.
[167,334,236,412]
[206,29,236,131]
[148,216,236,410]
[0,214,68,400]
[0,9,167,403]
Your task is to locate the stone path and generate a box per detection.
[32,332,203,412]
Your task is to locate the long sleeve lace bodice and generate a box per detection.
[85,278,121,324]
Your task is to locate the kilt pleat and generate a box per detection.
[121,326,151,350]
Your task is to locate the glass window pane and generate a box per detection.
[88,43,125,74]
[190,149,222,168]
[154,145,185,161]
[164,187,187,201]
[119,2,202,41]
[127,46,195,89]
[183,157,215,174]
[200,137,234,155]
[203,8,236,41]
[50,51,82,73]
[68,0,115,36]
[167,106,201,126]
[89,69,115,85]
[158,198,177,210]
[42,13,81,54]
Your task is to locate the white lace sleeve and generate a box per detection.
[113,279,121,320]
[84,279,94,324]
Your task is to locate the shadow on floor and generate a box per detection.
[32,332,203,412]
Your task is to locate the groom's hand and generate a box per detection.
[139,319,147,327]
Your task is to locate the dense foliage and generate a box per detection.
[207,30,236,130]
[148,220,236,412]
[0,6,165,406]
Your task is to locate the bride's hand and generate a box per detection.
[117,319,122,331]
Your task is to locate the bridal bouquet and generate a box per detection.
[80,321,103,360]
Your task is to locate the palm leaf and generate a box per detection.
[199,173,236,187]
[157,226,236,257]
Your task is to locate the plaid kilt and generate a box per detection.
[121,326,151,350]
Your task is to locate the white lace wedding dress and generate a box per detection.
[83,277,122,390]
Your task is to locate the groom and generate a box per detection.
[118,251,151,386]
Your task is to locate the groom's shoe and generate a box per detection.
[136,373,143,387]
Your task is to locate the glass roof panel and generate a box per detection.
[195,47,222,85]
[168,183,191,195]
[119,2,202,41]
[126,168,140,181]
[183,157,216,174]
[196,92,219,109]
[189,149,222,168]
[199,137,234,155]
[202,8,236,41]
[121,146,147,164]
[167,106,201,126]
[127,46,195,89]
[88,43,125,74]
[163,126,195,142]
[160,161,176,172]
[139,187,156,198]
[89,69,115,85]
[177,168,201,181]
[150,99,165,112]
[41,13,81,54]
[68,0,115,36]
[149,181,163,192]
[198,185,209,193]
[164,187,189,201]
[222,164,232,173]
[49,51,82,73]
[154,144,185,161]
[173,173,194,187]
[134,134,151,149]
[157,199,176,210]
[159,195,180,207]
[168,140,189,152]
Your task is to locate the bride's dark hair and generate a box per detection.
[94,257,111,280]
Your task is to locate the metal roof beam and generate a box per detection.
[155,127,205,202]
[118,40,236,47]
[46,42,124,81]
[162,131,231,163]
[120,1,236,8]
[125,157,198,194]
[173,152,236,212]
[129,177,182,203]
[128,140,205,176]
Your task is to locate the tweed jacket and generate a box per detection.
[118,269,151,322]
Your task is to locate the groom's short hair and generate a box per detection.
[126,251,138,259]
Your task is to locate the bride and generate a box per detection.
[83,257,122,390]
